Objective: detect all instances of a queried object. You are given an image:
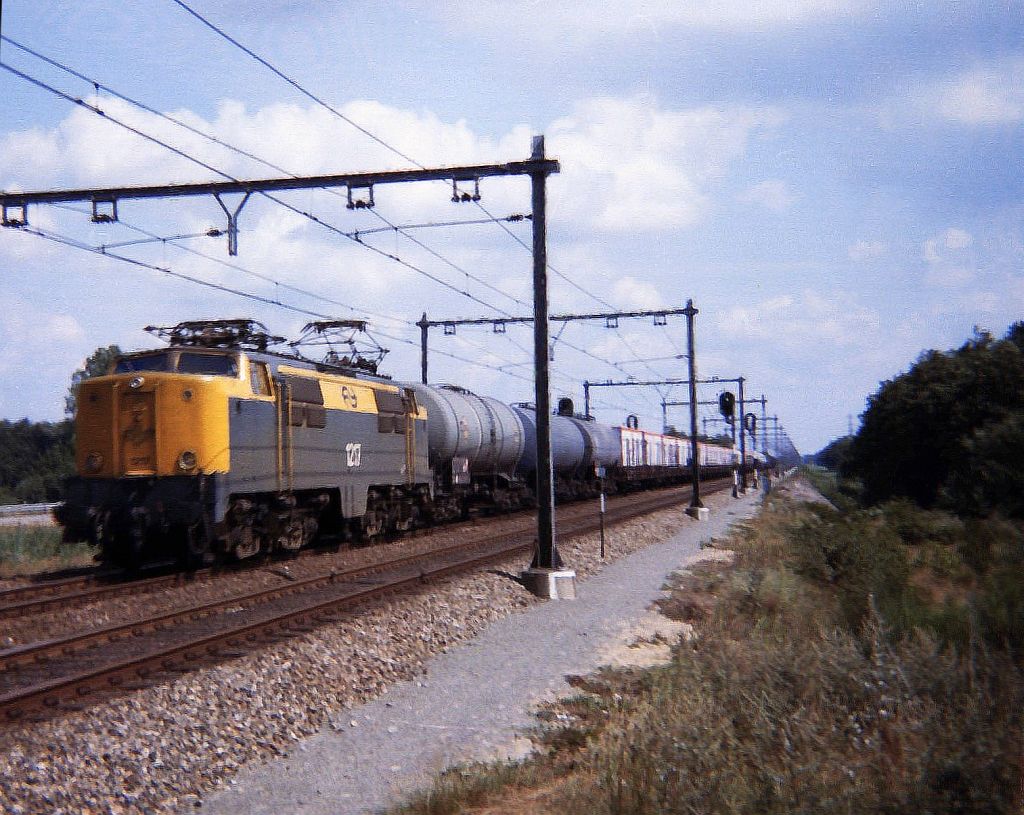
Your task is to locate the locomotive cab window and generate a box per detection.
[115,352,170,373]
[178,352,239,377]
[114,351,240,377]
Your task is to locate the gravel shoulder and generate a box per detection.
[200,487,763,815]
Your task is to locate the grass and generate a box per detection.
[386,480,1024,815]
[0,525,97,576]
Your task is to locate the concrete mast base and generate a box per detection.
[521,568,577,599]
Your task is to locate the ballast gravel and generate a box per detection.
[2,510,564,647]
[0,487,759,815]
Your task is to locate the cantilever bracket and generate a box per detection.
[91,199,118,223]
[213,192,251,256]
[346,184,374,210]
[450,177,481,203]
[548,320,568,361]
[1,203,27,227]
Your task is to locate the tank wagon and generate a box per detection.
[59,321,745,569]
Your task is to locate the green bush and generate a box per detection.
[971,522,1024,655]
[0,419,75,503]
[566,606,1023,815]
[788,505,922,636]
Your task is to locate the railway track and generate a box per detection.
[0,478,730,619]
[0,480,731,722]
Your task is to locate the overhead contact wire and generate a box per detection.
[3,36,534,315]
[164,2,640,375]
[18,225,531,381]
[5,41,641,388]
[0,61,514,318]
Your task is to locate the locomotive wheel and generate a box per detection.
[274,515,317,553]
[227,523,261,560]
[362,511,386,539]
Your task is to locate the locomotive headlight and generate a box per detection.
[84,452,104,473]
[129,376,145,389]
[177,451,198,471]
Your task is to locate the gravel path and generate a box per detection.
[200,488,763,815]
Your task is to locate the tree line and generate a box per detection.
[0,346,120,505]
[818,321,1024,518]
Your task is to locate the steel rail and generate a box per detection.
[0,481,728,721]
[0,502,536,616]
[0,484,698,667]
[0,477,704,617]
[0,573,108,610]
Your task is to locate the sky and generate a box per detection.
[1,1,1023,455]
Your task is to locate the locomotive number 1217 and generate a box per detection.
[345,442,362,467]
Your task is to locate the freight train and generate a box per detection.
[58,320,755,569]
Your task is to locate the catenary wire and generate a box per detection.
[161,2,654,373]
[44,202,542,376]
[15,224,535,382]
[3,49,654,393]
[0,60,518,316]
[1,35,532,312]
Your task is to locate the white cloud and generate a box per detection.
[883,58,1024,128]
[937,60,1024,125]
[920,227,975,288]
[944,227,972,250]
[922,227,972,262]
[2,93,778,243]
[848,240,887,261]
[549,96,783,232]
[739,179,795,213]
[611,276,664,310]
[0,295,87,417]
[714,289,880,351]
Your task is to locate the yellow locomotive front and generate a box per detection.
[75,349,237,479]
[60,347,249,567]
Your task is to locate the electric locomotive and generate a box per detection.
[59,320,430,567]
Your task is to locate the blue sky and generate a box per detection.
[2,1,1023,454]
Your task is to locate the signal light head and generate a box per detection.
[718,391,736,417]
